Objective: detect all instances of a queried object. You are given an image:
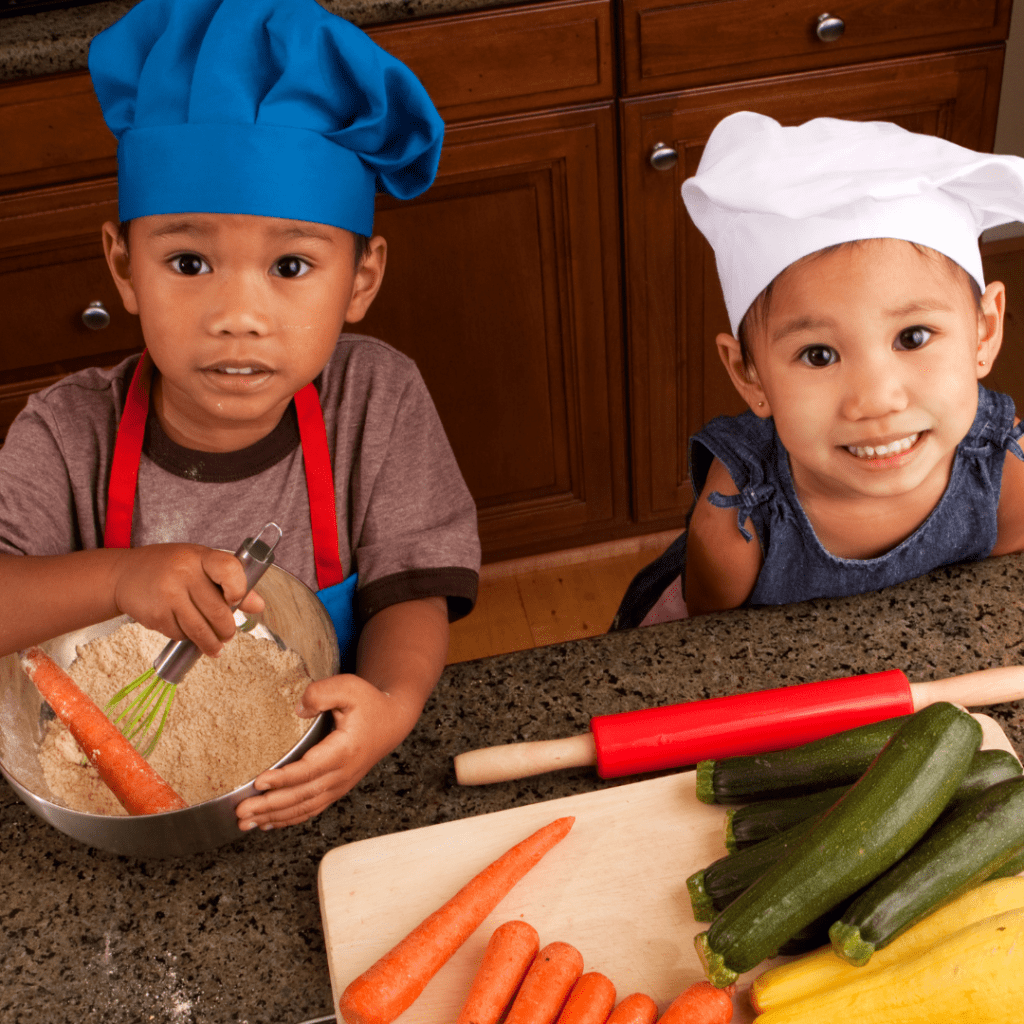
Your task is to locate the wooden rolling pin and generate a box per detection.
[454,666,1024,786]
[20,646,188,815]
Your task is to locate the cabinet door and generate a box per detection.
[0,180,143,438]
[620,47,1005,525]
[357,103,628,562]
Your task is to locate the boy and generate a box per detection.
[0,0,481,830]
[614,112,1024,626]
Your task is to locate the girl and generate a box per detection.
[614,112,1024,626]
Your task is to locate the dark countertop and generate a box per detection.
[3,553,1024,1024]
[0,0,528,82]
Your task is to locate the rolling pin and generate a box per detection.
[454,666,1024,785]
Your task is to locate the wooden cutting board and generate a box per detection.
[319,713,1018,1024]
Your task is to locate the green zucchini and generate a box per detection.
[830,774,1024,965]
[694,702,982,987]
[725,747,1022,850]
[696,715,908,805]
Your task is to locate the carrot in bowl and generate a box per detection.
[456,919,540,1024]
[339,816,575,1024]
[556,971,617,1024]
[607,993,659,1024]
[505,941,585,1024]
[19,646,187,816]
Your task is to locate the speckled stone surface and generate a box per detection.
[3,554,1024,1024]
[0,0,528,82]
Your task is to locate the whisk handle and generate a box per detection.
[153,523,283,684]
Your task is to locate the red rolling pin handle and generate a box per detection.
[589,669,913,779]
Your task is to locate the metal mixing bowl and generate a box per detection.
[0,563,339,858]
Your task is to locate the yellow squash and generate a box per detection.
[752,905,1024,1023]
[750,876,1024,1013]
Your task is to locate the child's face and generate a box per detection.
[719,239,1004,503]
[102,213,385,451]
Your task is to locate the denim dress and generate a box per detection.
[612,385,1024,629]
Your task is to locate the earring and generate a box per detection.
[979,360,987,367]
[757,401,765,408]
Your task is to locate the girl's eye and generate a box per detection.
[894,326,933,351]
[798,345,839,368]
[171,253,210,276]
[272,256,310,279]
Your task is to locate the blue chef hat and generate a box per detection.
[88,0,444,236]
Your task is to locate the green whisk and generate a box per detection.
[105,523,283,756]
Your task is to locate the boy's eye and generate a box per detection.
[171,253,210,276]
[271,256,310,279]
[798,345,839,368]
[894,326,933,351]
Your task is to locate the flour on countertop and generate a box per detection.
[38,621,311,814]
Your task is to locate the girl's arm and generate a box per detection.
[684,456,763,615]
[234,595,449,829]
[992,431,1024,555]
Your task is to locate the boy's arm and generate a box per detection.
[684,456,763,615]
[234,595,449,830]
[0,546,261,658]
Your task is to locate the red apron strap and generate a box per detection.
[104,352,152,549]
[293,382,346,589]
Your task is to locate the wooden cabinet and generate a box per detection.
[0,0,1014,560]
[619,45,1007,524]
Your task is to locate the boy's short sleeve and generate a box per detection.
[324,337,480,624]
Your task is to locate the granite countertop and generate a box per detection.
[0,0,528,82]
[3,554,1024,1024]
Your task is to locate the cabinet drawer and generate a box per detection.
[368,0,614,121]
[620,0,1012,95]
[0,179,142,438]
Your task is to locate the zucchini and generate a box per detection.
[694,702,982,987]
[830,774,1024,965]
[725,747,1022,850]
[695,715,908,804]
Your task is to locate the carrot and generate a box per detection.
[339,816,575,1024]
[19,646,187,815]
[656,981,733,1024]
[505,941,585,1024]
[556,971,616,1024]
[607,993,659,1024]
[456,919,540,1024]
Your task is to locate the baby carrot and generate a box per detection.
[505,941,585,1024]
[19,646,187,815]
[556,971,616,1024]
[607,993,659,1024]
[657,981,733,1024]
[339,816,575,1024]
[456,919,540,1024]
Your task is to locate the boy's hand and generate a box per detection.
[111,543,264,656]
[234,673,416,829]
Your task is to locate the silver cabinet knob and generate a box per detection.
[816,13,845,42]
[81,301,111,330]
[649,142,678,171]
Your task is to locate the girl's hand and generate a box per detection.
[110,543,264,656]
[234,673,416,829]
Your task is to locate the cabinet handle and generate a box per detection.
[815,13,845,42]
[81,301,111,330]
[649,142,678,172]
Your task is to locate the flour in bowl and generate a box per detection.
[38,621,312,814]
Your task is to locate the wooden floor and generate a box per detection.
[446,530,678,664]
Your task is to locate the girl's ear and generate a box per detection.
[976,280,1006,379]
[101,221,140,315]
[716,332,771,417]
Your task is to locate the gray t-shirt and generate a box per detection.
[0,334,480,624]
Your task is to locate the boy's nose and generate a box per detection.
[206,273,272,336]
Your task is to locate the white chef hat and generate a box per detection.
[682,112,1024,336]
